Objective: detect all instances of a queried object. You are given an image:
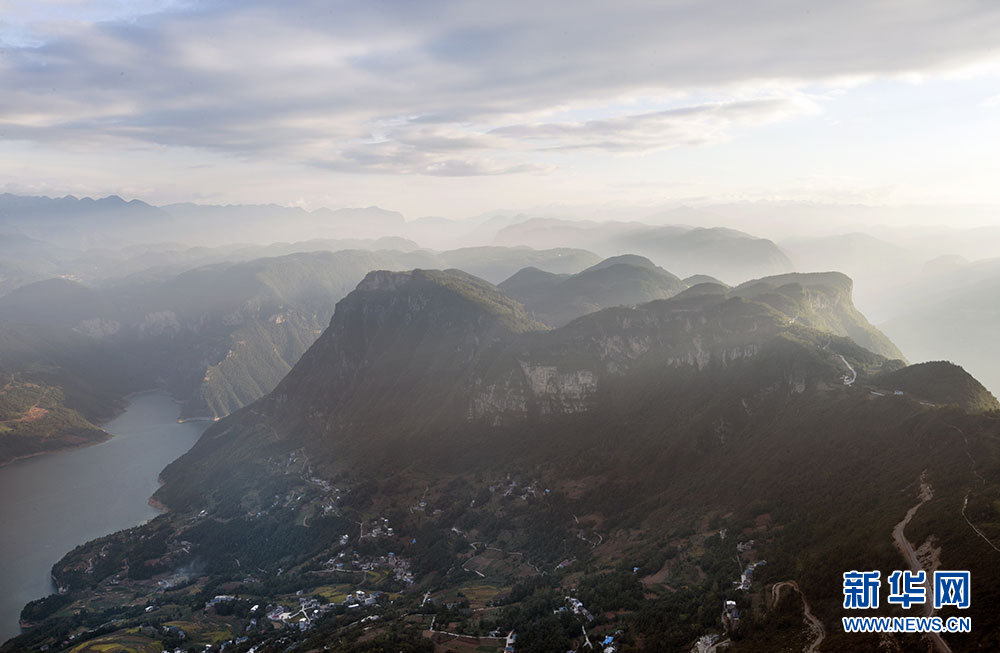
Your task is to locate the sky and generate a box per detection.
[1,0,1000,220]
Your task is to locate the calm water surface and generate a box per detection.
[0,392,208,643]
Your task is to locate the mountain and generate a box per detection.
[0,230,78,296]
[499,255,686,326]
[0,247,600,421]
[160,203,408,244]
[611,226,793,283]
[494,219,793,284]
[682,273,726,287]
[0,231,433,299]
[0,324,138,465]
[0,194,167,249]
[732,271,905,360]
[0,194,161,222]
[429,246,598,282]
[0,278,116,328]
[12,268,1000,653]
[0,193,420,250]
[157,268,905,495]
[495,266,569,307]
[873,361,999,413]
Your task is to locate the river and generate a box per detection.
[0,392,209,643]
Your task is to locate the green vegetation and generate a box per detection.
[733,272,905,360]
[874,360,1000,413]
[500,256,685,327]
[1,247,597,422]
[0,323,136,464]
[8,264,1000,652]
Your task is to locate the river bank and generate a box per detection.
[0,392,209,644]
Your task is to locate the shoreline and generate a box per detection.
[0,389,150,469]
[0,431,113,469]
[0,388,206,469]
[1,391,208,642]
[176,415,218,424]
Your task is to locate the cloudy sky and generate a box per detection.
[1,0,999,218]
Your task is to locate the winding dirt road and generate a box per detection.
[771,581,825,653]
[892,472,951,653]
[836,354,856,386]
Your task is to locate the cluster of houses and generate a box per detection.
[694,633,721,653]
[205,595,236,608]
[723,599,740,625]
[361,517,394,539]
[259,449,347,520]
[343,589,381,609]
[324,549,415,584]
[564,596,595,622]
[488,477,519,498]
[487,477,547,502]
[257,588,384,633]
[733,560,766,592]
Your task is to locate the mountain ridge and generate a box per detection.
[9,264,1000,653]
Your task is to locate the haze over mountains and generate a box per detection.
[2,192,1000,450]
[2,192,1000,652]
[9,257,1000,652]
[6,0,1000,649]
[0,246,598,431]
[5,193,1000,392]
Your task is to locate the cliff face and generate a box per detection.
[733,272,905,360]
[166,269,897,469]
[462,291,830,424]
[259,269,546,436]
[152,266,946,529]
[468,364,597,423]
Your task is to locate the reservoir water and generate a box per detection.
[0,392,209,644]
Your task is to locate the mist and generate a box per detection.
[3,2,1000,651]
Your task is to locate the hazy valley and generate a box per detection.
[1,193,1000,653]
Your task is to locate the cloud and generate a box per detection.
[492,98,816,152]
[300,123,521,176]
[1,0,999,176]
[306,153,520,177]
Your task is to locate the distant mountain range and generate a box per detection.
[499,255,688,327]
[0,193,405,248]
[1,194,803,303]
[494,218,793,283]
[0,247,600,425]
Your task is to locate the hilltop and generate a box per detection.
[499,255,685,326]
[493,220,793,283]
[0,324,137,465]
[873,361,1000,413]
[732,271,905,360]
